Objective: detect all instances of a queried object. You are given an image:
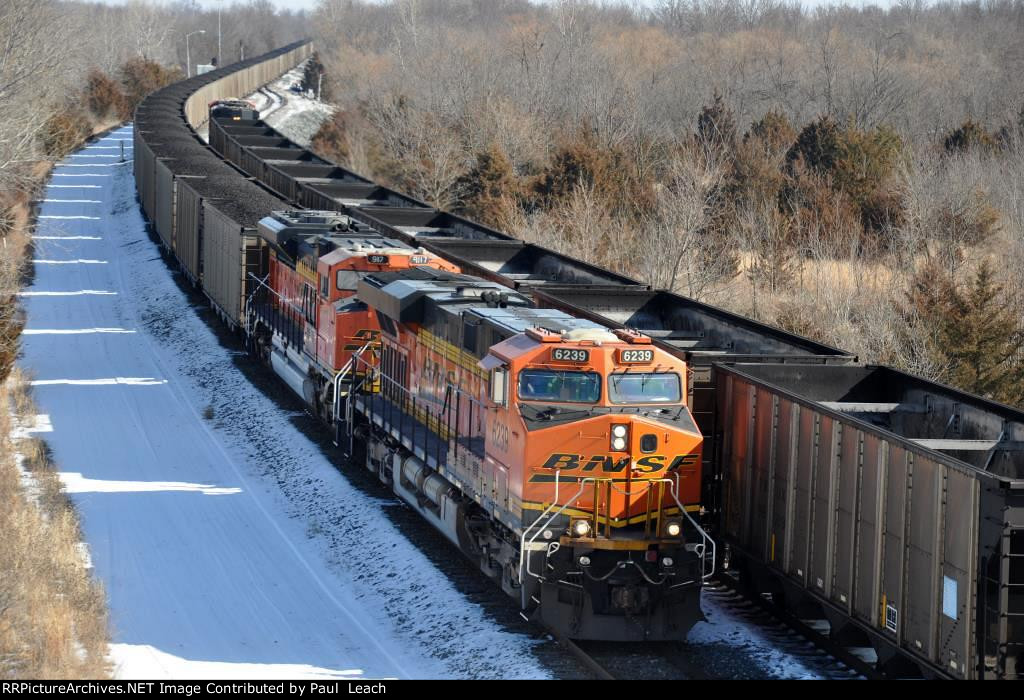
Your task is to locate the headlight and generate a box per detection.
[662,557,674,568]
[611,424,629,451]
[571,519,591,537]
[665,520,682,537]
[579,556,591,567]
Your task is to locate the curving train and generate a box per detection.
[133,43,1024,676]
[245,204,714,640]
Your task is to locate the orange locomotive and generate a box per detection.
[247,211,458,420]
[342,268,715,640]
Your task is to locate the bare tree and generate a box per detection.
[0,0,68,184]
[125,0,175,63]
[635,146,735,299]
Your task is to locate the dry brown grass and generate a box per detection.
[0,375,111,679]
[0,165,111,679]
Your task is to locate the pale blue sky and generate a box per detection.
[94,0,907,14]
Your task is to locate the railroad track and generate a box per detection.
[554,578,870,680]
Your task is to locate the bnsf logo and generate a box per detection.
[542,453,699,474]
[343,328,381,351]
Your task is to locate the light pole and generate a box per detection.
[185,30,206,78]
[217,4,222,66]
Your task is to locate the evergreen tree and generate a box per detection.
[910,262,1024,405]
[943,120,995,154]
[532,127,621,208]
[456,144,520,226]
[786,116,841,174]
[696,93,737,155]
[746,111,796,157]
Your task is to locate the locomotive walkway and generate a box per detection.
[17,127,540,679]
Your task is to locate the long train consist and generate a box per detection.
[132,43,1023,676]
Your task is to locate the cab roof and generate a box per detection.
[358,268,620,360]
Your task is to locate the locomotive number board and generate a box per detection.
[618,348,654,364]
[552,348,590,363]
[368,254,390,264]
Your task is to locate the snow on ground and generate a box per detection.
[688,591,820,679]
[196,63,331,146]
[247,64,334,147]
[19,127,546,680]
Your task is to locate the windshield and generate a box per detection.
[608,372,682,404]
[518,370,601,403]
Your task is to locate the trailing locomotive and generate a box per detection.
[339,268,714,640]
[247,210,457,422]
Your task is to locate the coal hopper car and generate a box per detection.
[717,363,1024,679]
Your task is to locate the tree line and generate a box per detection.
[308,0,1024,407]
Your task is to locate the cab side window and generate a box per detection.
[490,367,508,407]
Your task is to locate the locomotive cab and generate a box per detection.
[480,326,712,639]
[314,243,458,371]
[482,326,703,516]
[249,211,458,419]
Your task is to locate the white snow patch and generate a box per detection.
[38,215,101,220]
[11,414,53,439]
[6,412,49,513]
[34,236,103,240]
[23,328,135,335]
[11,452,44,512]
[243,64,334,148]
[77,542,94,569]
[39,199,103,204]
[33,259,108,264]
[110,644,374,681]
[30,377,167,386]
[59,473,242,496]
[18,290,117,296]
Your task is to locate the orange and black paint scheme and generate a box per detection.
[345,268,714,641]
[247,211,458,419]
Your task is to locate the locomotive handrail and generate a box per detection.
[332,341,376,422]
[668,475,716,581]
[243,273,271,337]
[600,473,715,580]
[517,471,716,596]
[345,352,488,466]
[518,471,583,608]
[245,271,307,351]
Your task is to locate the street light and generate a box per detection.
[185,30,206,78]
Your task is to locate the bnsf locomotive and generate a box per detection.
[247,210,457,419]
[249,210,715,640]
